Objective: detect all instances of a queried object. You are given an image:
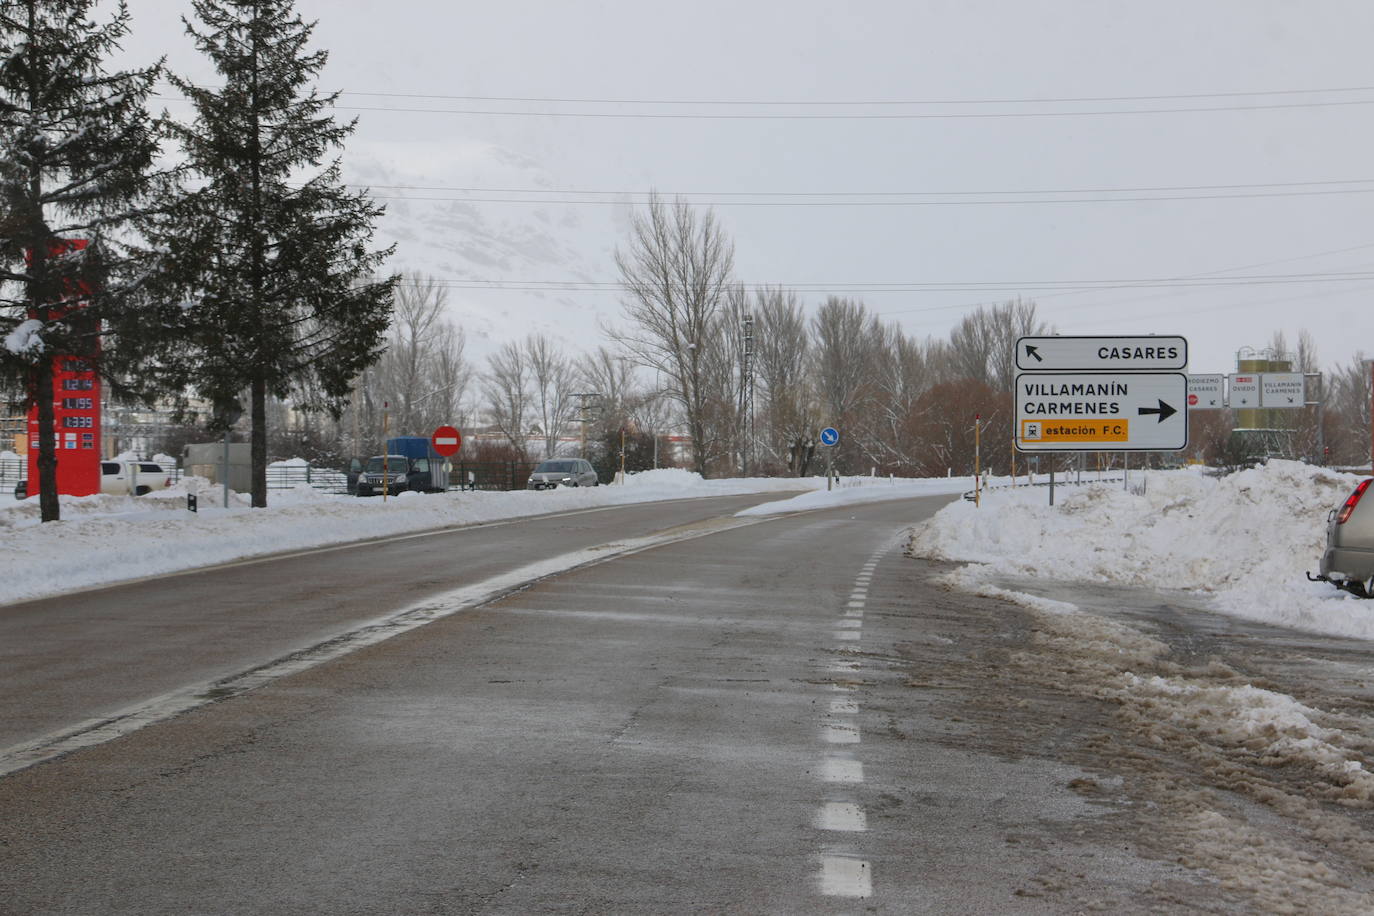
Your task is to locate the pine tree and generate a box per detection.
[0,0,167,522]
[152,0,395,507]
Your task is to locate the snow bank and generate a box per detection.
[910,461,1374,638]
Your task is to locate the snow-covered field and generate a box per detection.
[910,460,1373,640]
[0,469,970,606]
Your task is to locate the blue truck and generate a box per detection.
[355,436,449,496]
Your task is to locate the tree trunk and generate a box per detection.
[251,375,267,507]
[34,355,59,522]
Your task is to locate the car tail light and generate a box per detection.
[1336,479,1372,525]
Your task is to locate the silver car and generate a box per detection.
[526,459,599,490]
[1313,478,1374,598]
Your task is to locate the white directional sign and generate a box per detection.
[1187,374,1225,410]
[1260,373,1306,409]
[1016,372,1188,452]
[1016,335,1188,372]
[1228,374,1260,408]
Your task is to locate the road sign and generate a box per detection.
[1187,374,1225,409]
[1015,372,1188,452]
[431,425,462,456]
[1228,374,1260,408]
[819,427,839,447]
[1260,373,1306,409]
[1015,335,1188,372]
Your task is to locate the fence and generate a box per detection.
[5,457,556,497]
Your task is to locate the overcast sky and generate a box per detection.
[113,0,1374,375]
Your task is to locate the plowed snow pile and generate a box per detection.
[910,461,1374,639]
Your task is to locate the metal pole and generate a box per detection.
[1368,360,1374,473]
[382,404,390,502]
[222,428,229,508]
[1123,452,1129,492]
[974,413,981,507]
[1049,466,1055,506]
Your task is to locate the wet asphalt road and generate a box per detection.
[4,493,1373,913]
[0,494,795,755]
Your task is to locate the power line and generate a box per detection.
[388,270,1374,294]
[370,188,1374,206]
[336,85,1374,107]
[332,98,1374,120]
[357,177,1374,197]
[154,89,1374,120]
[874,242,1374,317]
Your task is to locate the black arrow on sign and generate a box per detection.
[1138,400,1177,423]
[1024,344,1043,363]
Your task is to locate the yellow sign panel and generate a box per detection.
[1020,418,1129,444]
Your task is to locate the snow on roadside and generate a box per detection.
[0,470,964,607]
[909,460,1373,639]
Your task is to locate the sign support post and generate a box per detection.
[974,413,981,507]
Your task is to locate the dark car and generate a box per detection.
[1313,478,1374,598]
[526,459,599,490]
[355,454,447,496]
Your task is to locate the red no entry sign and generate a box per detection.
[431,425,462,457]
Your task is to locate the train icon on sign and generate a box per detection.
[1023,422,1042,441]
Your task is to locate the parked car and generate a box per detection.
[526,459,599,490]
[1311,478,1374,598]
[355,454,447,496]
[102,460,173,496]
[13,460,172,500]
[345,457,364,495]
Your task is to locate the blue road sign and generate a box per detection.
[820,427,839,447]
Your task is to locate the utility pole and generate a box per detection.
[742,312,755,477]
[573,392,601,459]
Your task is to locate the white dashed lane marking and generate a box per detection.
[817,802,868,832]
[813,547,889,899]
[820,756,864,783]
[819,856,872,898]
[822,723,860,744]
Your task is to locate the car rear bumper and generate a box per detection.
[1320,545,1374,582]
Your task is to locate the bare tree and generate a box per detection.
[754,286,814,474]
[482,341,530,454]
[385,275,446,434]
[855,324,931,474]
[344,274,471,454]
[812,297,879,469]
[525,333,577,458]
[609,194,734,476]
[1328,352,1372,467]
[948,299,1046,392]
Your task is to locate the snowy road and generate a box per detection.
[4,483,1374,911]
